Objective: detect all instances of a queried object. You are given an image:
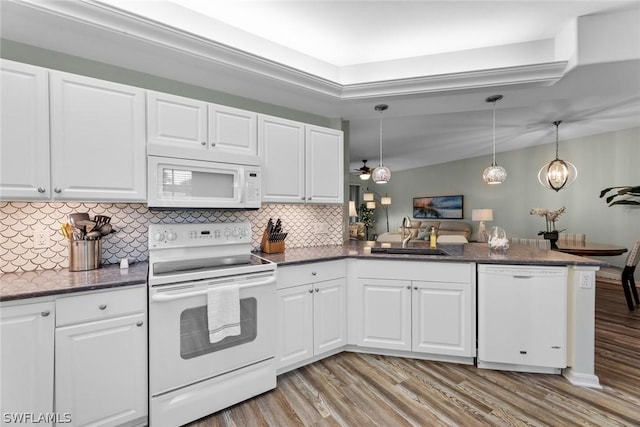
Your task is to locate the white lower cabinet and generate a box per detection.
[0,300,55,426]
[276,261,347,372]
[354,260,475,359]
[55,286,147,427]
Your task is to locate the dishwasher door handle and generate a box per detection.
[151,276,276,302]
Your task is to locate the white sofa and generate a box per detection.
[377,220,472,243]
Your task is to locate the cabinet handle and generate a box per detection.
[37,187,46,193]
[136,321,144,327]
[315,288,319,293]
[201,141,206,146]
[308,289,313,293]
[41,310,51,317]
[311,271,317,276]
[99,304,107,310]
[211,142,216,147]
[54,188,62,193]
[414,286,418,290]
[301,197,306,201]
[406,286,410,289]
[308,197,312,201]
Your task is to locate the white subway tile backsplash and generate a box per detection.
[0,202,344,273]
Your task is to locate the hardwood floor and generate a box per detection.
[190,281,640,426]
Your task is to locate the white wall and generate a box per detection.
[357,127,640,268]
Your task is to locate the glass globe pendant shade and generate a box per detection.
[372,165,391,184]
[483,163,507,184]
[537,159,577,192]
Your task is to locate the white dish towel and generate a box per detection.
[207,284,241,344]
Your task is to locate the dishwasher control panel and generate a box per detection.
[478,265,567,277]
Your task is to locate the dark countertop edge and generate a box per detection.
[0,279,147,303]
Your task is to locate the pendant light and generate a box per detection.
[537,121,577,192]
[372,104,391,184]
[482,95,508,184]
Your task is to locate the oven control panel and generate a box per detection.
[148,222,252,248]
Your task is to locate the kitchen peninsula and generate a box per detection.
[0,240,605,426]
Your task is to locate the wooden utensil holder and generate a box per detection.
[260,230,285,254]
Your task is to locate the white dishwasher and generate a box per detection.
[477,264,568,374]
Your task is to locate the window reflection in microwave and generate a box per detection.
[161,168,234,198]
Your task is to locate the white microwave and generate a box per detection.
[147,156,261,209]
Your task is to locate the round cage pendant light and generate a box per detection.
[482,95,508,184]
[537,121,577,192]
[372,104,391,184]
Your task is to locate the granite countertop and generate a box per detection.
[260,241,608,267]
[2,241,606,302]
[0,262,148,302]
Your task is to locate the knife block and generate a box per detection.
[260,230,285,254]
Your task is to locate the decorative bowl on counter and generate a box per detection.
[487,226,509,252]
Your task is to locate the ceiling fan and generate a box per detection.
[354,160,372,180]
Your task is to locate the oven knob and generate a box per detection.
[153,231,165,242]
[166,231,177,241]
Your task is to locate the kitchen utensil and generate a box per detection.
[85,230,102,240]
[69,212,90,227]
[94,215,111,227]
[76,220,97,233]
[98,223,113,236]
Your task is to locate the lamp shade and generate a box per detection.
[349,201,358,217]
[472,209,494,222]
[380,196,392,205]
[363,192,374,201]
[366,201,376,209]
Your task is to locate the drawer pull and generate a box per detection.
[136,321,144,327]
[41,310,51,317]
[99,304,107,310]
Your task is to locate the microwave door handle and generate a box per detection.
[239,168,246,204]
[151,276,276,302]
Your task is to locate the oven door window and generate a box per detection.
[179,297,257,359]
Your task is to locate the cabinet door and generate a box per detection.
[478,275,567,368]
[259,115,305,203]
[0,301,54,425]
[313,278,347,356]
[49,71,146,201]
[209,104,257,157]
[0,60,50,200]
[147,91,208,150]
[357,278,411,351]
[276,284,314,370]
[55,313,147,427]
[305,125,344,204]
[412,281,473,357]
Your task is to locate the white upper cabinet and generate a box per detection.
[147,91,258,163]
[259,115,306,203]
[49,71,146,201]
[0,60,51,200]
[259,115,344,204]
[147,91,208,150]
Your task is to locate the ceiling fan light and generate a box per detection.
[483,164,508,184]
[372,165,391,184]
[359,171,371,180]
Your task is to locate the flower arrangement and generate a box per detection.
[530,206,566,233]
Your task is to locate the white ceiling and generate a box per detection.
[2,0,639,174]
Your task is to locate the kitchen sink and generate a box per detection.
[370,247,451,256]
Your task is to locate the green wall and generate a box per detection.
[353,127,640,267]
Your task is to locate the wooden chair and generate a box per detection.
[596,239,640,310]
[510,237,551,249]
[559,232,586,244]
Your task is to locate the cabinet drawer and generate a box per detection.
[277,260,346,289]
[56,286,146,327]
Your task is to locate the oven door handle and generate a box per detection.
[151,276,276,302]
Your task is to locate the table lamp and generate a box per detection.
[472,209,494,242]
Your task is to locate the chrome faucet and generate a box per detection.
[401,216,412,248]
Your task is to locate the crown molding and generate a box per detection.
[5,0,569,101]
